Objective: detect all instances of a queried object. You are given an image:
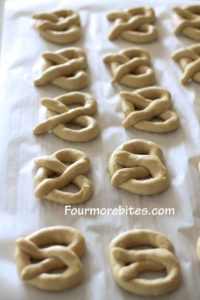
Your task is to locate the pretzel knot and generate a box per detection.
[109,229,181,296]
[172,44,200,85]
[173,5,200,41]
[120,86,180,133]
[107,7,158,43]
[103,48,156,88]
[108,139,169,195]
[34,149,93,204]
[15,226,86,291]
[33,9,81,44]
[34,47,89,90]
[33,92,100,142]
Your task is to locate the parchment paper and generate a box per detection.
[0,0,200,299]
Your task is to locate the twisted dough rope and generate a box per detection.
[108,139,169,195]
[120,86,180,133]
[173,5,200,41]
[103,47,156,88]
[33,92,100,142]
[34,149,93,204]
[107,7,158,43]
[34,47,89,90]
[15,226,86,291]
[33,9,81,44]
[172,44,200,85]
[109,229,181,296]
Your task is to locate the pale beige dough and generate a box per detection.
[120,86,180,133]
[103,47,156,88]
[34,149,93,204]
[108,139,169,195]
[33,92,100,142]
[172,44,200,85]
[33,9,81,44]
[109,229,181,296]
[15,226,86,291]
[34,47,89,90]
[107,7,158,43]
[173,5,200,41]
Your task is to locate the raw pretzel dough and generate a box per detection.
[15,226,86,291]
[103,48,156,88]
[33,92,100,142]
[33,9,81,44]
[34,47,89,90]
[108,139,169,195]
[120,86,180,133]
[172,44,200,85]
[109,229,181,296]
[34,149,93,204]
[107,7,158,43]
[173,5,200,41]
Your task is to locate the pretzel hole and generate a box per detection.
[63,122,83,130]
[45,266,67,274]
[67,73,76,78]
[126,245,156,250]
[130,66,148,75]
[150,117,163,122]
[67,103,84,109]
[39,241,69,248]
[145,95,160,101]
[137,269,167,280]
[131,149,149,155]
[137,25,149,33]
[60,183,80,193]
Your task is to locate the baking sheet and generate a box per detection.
[0,0,200,299]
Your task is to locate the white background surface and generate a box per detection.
[0,0,200,299]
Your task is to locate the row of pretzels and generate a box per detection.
[15,227,185,296]
[14,5,200,297]
[32,5,200,44]
[32,5,200,86]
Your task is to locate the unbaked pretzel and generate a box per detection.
[33,92,100,142]
[108,139,169,195]
[172,44,200,85]
[109,229,181,296]
[34,47,89,90]
[107,7,158,43]
[33,9,81,44]
[120,86,180,133]
[15,226,85,291]
[103,48,156,88]
[173,5,200,41]
[34,149,93,204]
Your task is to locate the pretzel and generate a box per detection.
[33,9,81,44]
[33,92,100,142]
[120,86,180,133]
[108,139,169,195]
[173,5,200,41]
[172,44,200,85]
[109,229,181,296]
[34,47,89,90]
[15,226,86,291]
[34,149,93,204]
[107,7,158,43]
[103,48,156,88]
